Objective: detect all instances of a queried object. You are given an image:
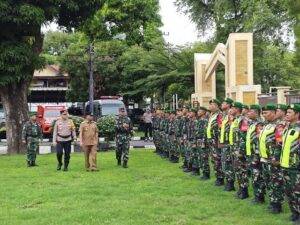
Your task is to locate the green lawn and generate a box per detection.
[0,150,292,225]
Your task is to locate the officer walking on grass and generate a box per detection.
[52,109,76,171]
[79,113,99,172]
[115,107,133,168]
[22,113,43,167]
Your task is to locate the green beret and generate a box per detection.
[242,104,249,110]
[277,104,288,111]
[223,98,234,105]
[249,104,261,111]
[209,99,221,106]
[262,103,277,111]
[288,104,300,113]
[198,106,208,111]
[232,101,243,109]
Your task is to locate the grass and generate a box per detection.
[0,150,292,225]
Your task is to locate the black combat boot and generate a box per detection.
[32,161,38,167]
[215,178,224,186]
[270,202,282,214]
[117,158,122,166]
[200,172,210,180]
[224,181,235,192]
[63,162,69,171]
[191,167,200,176]
[252,195,265,204]
[290,210,300,222]
[173,156,179,163]
[57,163,62,171]
[123,161,128,168]
[183,163,192,173]
[238,187,249,199]
[27,161,31,167]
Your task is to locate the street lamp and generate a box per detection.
[88,42,94,115]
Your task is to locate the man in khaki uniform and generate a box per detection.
[53,110,76,171]
[79,113,99,171]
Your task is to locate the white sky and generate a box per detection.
[42,0,201,46]
[159,0,200,45]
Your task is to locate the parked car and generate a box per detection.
[37,105,66,137]
[85,96,126,118]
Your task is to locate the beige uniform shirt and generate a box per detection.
[53,118,76,143]
[79,121,99,146]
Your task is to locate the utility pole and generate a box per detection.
[88,42,94,114]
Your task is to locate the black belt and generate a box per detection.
[57,134,72,138]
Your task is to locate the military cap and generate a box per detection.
[242,104,249,110]
[198,106,208,111]
[223,98,234,105]
[209,99,221,106]
[232,101,243,109]
[277,104,288,111]
[249,104,261,111]
[262,103,277,111]
[288,104,300,113]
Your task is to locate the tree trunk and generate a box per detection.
[0,81,29,154]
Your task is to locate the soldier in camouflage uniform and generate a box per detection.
[22,113,42,167]
[167,110,176,162]
[245,104,265,204]
[259,104,285,213]
[185,109,197,174]
[234,103,251,199]
[181,108,189,170]
[152,111,159,154]
[157,111,165,156]
[195,107,209,179]
[173,109,183,163]
[207,99,224,186]
[115,108,133,168]
[280,104,300,222]
[219,98,235,191]
[162,111,170,158]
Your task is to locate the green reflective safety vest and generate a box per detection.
[229,117,240,146]
[280,128,300,168]
[259,124,276,159]
[246,124,257,156]
[220,115,229,144]
[206,113,218,139]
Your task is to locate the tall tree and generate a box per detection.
[0,1,100,153]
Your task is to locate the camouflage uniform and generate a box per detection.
[22,121,42,166]
[234,115,250,198]
[281,122,300,221]
[245,118,265,202]
[181,116,189,168]
[207,111,224,185]
[152,114,160,153]
[162,115,170,158]
[115,115,133,167]
[195,115,209,178]
[259,120,285,212]
[167,116,176,162]
[185,117,196,173]
[220,113,235,189]
[174,115,183,162]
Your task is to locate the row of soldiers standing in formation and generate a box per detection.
[152,98,300,223]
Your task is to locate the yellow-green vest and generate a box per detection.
[220,115,229,144]
[246,124,257,156]
[229,117,241,146]
[259,124,276,159]
[207,113,218,139]
[280,128,300,168]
